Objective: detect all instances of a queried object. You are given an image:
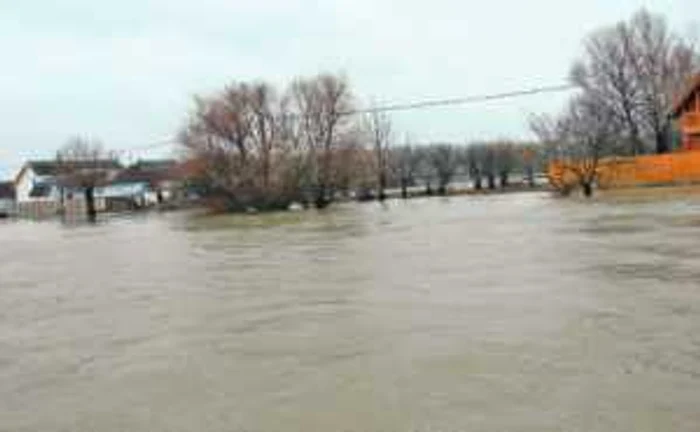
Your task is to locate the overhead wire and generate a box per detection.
[110,81,576,155]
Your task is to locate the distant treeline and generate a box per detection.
[179,74,544,212]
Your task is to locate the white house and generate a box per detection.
[0,181,15,217]
[14,161,61,203]
[14,160,122,203]
[13,160,121,218]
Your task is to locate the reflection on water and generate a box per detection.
[2,193,700,431]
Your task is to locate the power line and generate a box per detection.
[111,82,576,154]
[344,83,576,115]
[112,138,179,155]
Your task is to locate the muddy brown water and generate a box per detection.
[2,192,700,431]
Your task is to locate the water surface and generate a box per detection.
[2,193,700,431]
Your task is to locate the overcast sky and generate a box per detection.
[0,0,696,178]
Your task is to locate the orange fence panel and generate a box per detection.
[548,151,700,189]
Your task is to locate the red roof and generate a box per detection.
[672,74,700,117]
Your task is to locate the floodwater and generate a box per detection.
[2,192,700,431]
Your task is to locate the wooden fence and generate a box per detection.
[548,151,700,190]
[16,198,107,220]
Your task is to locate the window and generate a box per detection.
[29,183,52,198]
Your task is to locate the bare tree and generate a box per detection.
[56,137,119,221]
[365,106,392,201]
[572,23,644,155]
[529,113,577,167]
[482,145,497,190]
[572,9,699,155]
[428,143,458,195]
[529,113,574,194]
[626,10,699,153]
[182,73,361,212]
[290,73,355,208]
[494,141,517,188]
[249,83,277,190]
[183,81,299,211]
[409,145,434,195]
[549,93,618,197]
[521,144,539,188]
[394,140,422,199]
[332,127,369,199]
[465,144,484,191]
[183,83,256,205]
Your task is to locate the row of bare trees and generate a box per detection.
[386,141,542,199]
[181,73,362,210]
[181,73,543,211]
[531,9,699,197]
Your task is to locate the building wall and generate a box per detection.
[679,88,700,151]
[97,182,149,199]
[15,167,36,202]
[15,165,123,203]
[15,168,60,203]
[14,167,107,218]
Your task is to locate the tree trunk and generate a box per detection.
[59,187,66,216]
[487,174,496,190]
[378,173,387,201]
[437,183,447,196]
[400,178,408,199]
[474,176,482,190]
[500,172,509,189]
[655,129,669,154]
[314,185,324,208]
[84,187,97,222]
[425,182,433,196]
[582,182,593,198]
[526,167,535,188]
[314,194,329,209]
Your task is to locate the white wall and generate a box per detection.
[14,167,59,203]
[14,166,35,202]
[97,182,148,198]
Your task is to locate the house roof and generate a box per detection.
[23,159,122,177]
[111,160,181,186]
[131,159,177,170]
[112,168,167,186]
[0,181,14,199]
[672,74,700,117]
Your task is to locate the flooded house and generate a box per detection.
[98,159,183,211]
[13,159,122,218]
